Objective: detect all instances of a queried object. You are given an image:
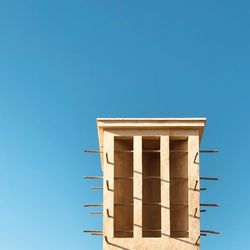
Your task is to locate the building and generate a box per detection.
[84,118,219,250]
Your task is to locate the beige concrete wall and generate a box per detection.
[102,128,201,250]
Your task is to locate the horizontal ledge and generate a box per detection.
[115,230,190,233]
[84,149,188,153]
[114,203,162,206]
[115,177,133,179]
[85,229,216,233]
[171,204,188,207]
[171,230,189,232]
[86,229,160,233]
[85,177,217,181]
[97,118,207,121]
[114,203,133,206]
[90,212,103,214]
[171,177,188,180]
[144,177,187,180]
[113,203,189,207]
[85,149,219,153]
[115,176,160,179]
[115,230,160,233]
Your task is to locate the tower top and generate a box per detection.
[97,118,206,169]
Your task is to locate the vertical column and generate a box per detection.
[103,131,114,249]
[188,134,200,245]
[160,136,170,237]
[133,136,142,238]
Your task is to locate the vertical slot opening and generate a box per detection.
[114,137,133,238]
[142,137,161,237]
[170,138,189,238]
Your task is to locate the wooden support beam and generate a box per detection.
[91,233,103,236]
[199,150,219,153]
[91,186,103,190]
[200,203,219,207]
[200,230,220,235]
[83,230,103,233]
[84,176,103,179]
[200,177,219,181]
[84,204,103,207]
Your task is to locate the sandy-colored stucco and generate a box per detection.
[97,118,206,250]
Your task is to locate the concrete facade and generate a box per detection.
[97,118,206,250]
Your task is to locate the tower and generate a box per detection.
[84,118,219,249]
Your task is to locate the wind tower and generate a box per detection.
[84,118,220,250]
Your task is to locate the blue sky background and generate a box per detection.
[0,1,249,249]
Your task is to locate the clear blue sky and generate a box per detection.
[0,1,249,249]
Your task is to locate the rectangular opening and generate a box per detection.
[114,137,133,238]
[142,137,161,237]
[170,138,189,238]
